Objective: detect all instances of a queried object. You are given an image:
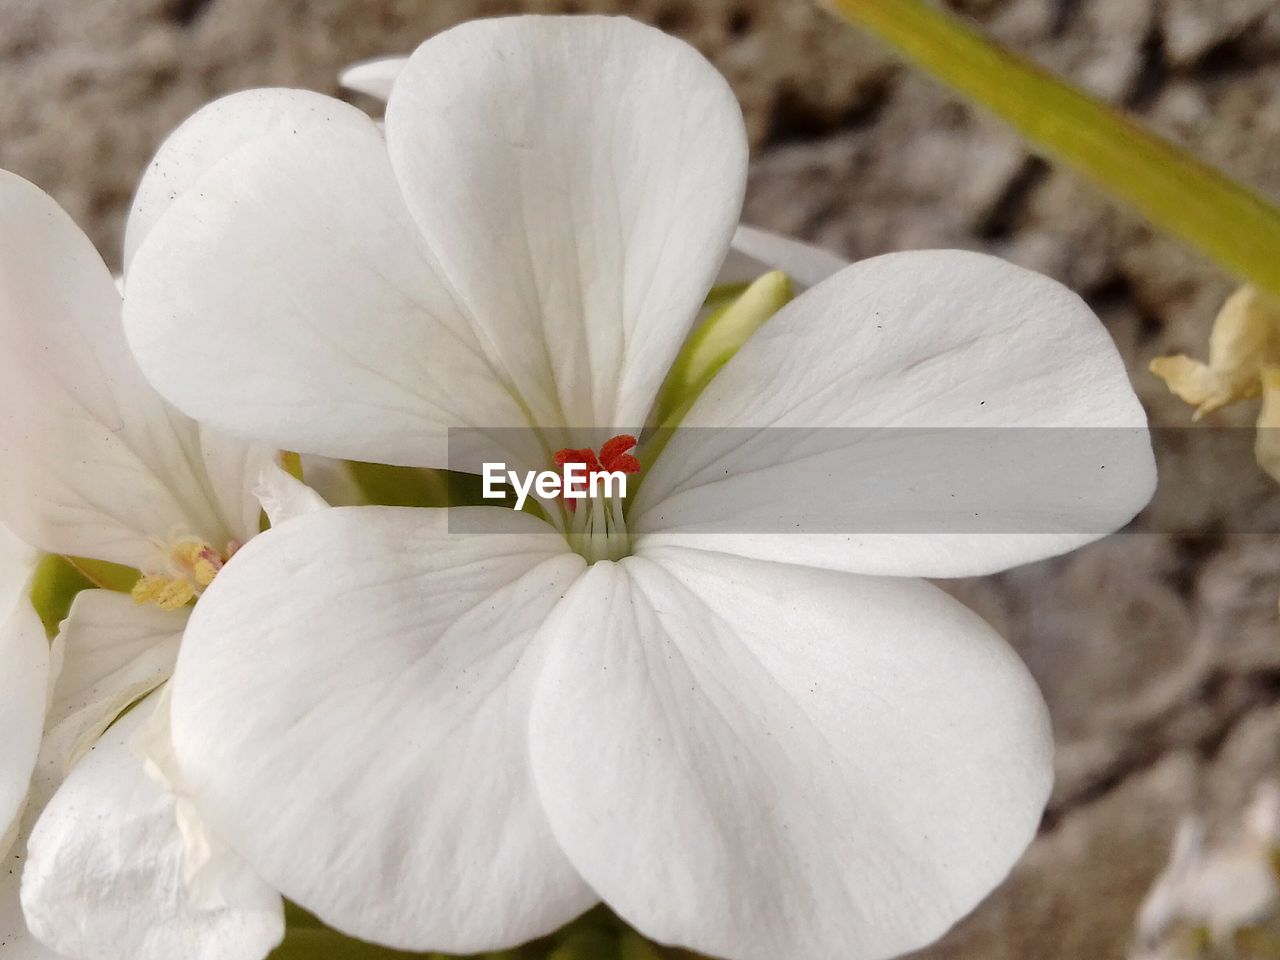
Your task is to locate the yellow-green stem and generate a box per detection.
[824,0,1280,296]
[642,270,794,476]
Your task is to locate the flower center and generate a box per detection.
[131,537,238,611]
[552,434,640,563]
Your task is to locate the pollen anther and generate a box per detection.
[131,537,234,610]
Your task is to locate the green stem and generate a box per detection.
[639,270,794,481]
[823,0,1280,296]
[346,460,452,508]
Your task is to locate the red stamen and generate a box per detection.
[598,435,640,474]
[552,435,642,511]
[554,448,602,472]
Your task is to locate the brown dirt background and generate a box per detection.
[3,0,1280,955]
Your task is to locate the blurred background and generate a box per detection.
[3,0,1279,957]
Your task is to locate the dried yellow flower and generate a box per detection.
[1152,287,1280,483]
[1151,287,1280,419]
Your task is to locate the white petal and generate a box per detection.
[253,463,328,528]
[718,224,849,290]
[169,507,594,951]
[0,592,46,859]
[0,170,260,567]
[22,695,284,960]
[635,250,1156,577]
[2,748,63,958]
[529,548,1053,960]
[0,524,36,616]
[124,88,347,272]
[124,98,531,469]
[133,688,274,925]
[0,523,39,844]
[385,15,748,430]
[198,429,278,550]
[338,56,408,101]
[44,590,184,775]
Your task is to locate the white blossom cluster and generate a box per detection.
[0,15,1154,960]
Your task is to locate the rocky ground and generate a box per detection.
[3,0,1279,956]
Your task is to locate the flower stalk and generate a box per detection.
[822,0,1280,297]
[638,270,794,482]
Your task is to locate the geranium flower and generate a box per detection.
[0,169,323,960]
[122,16,1156,960]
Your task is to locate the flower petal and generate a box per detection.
[529,547,1053,960]
[123,89,346,272]
[1,748,62,959]
[0,524,35,616]
[197,429,279,550]
[385,15,748,431]
[634,250,1155,577]
[22,694,284,960]
[169,507,594,951]
[338,56,408,101]
[123,98,531,469]
[253,462,328,527]
[44,590,184,775]
[0,170,261,567]
[0,564,45,857]
[718,224,849,290]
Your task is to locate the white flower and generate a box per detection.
[122,15,1156,960]
[0,169,319,960]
